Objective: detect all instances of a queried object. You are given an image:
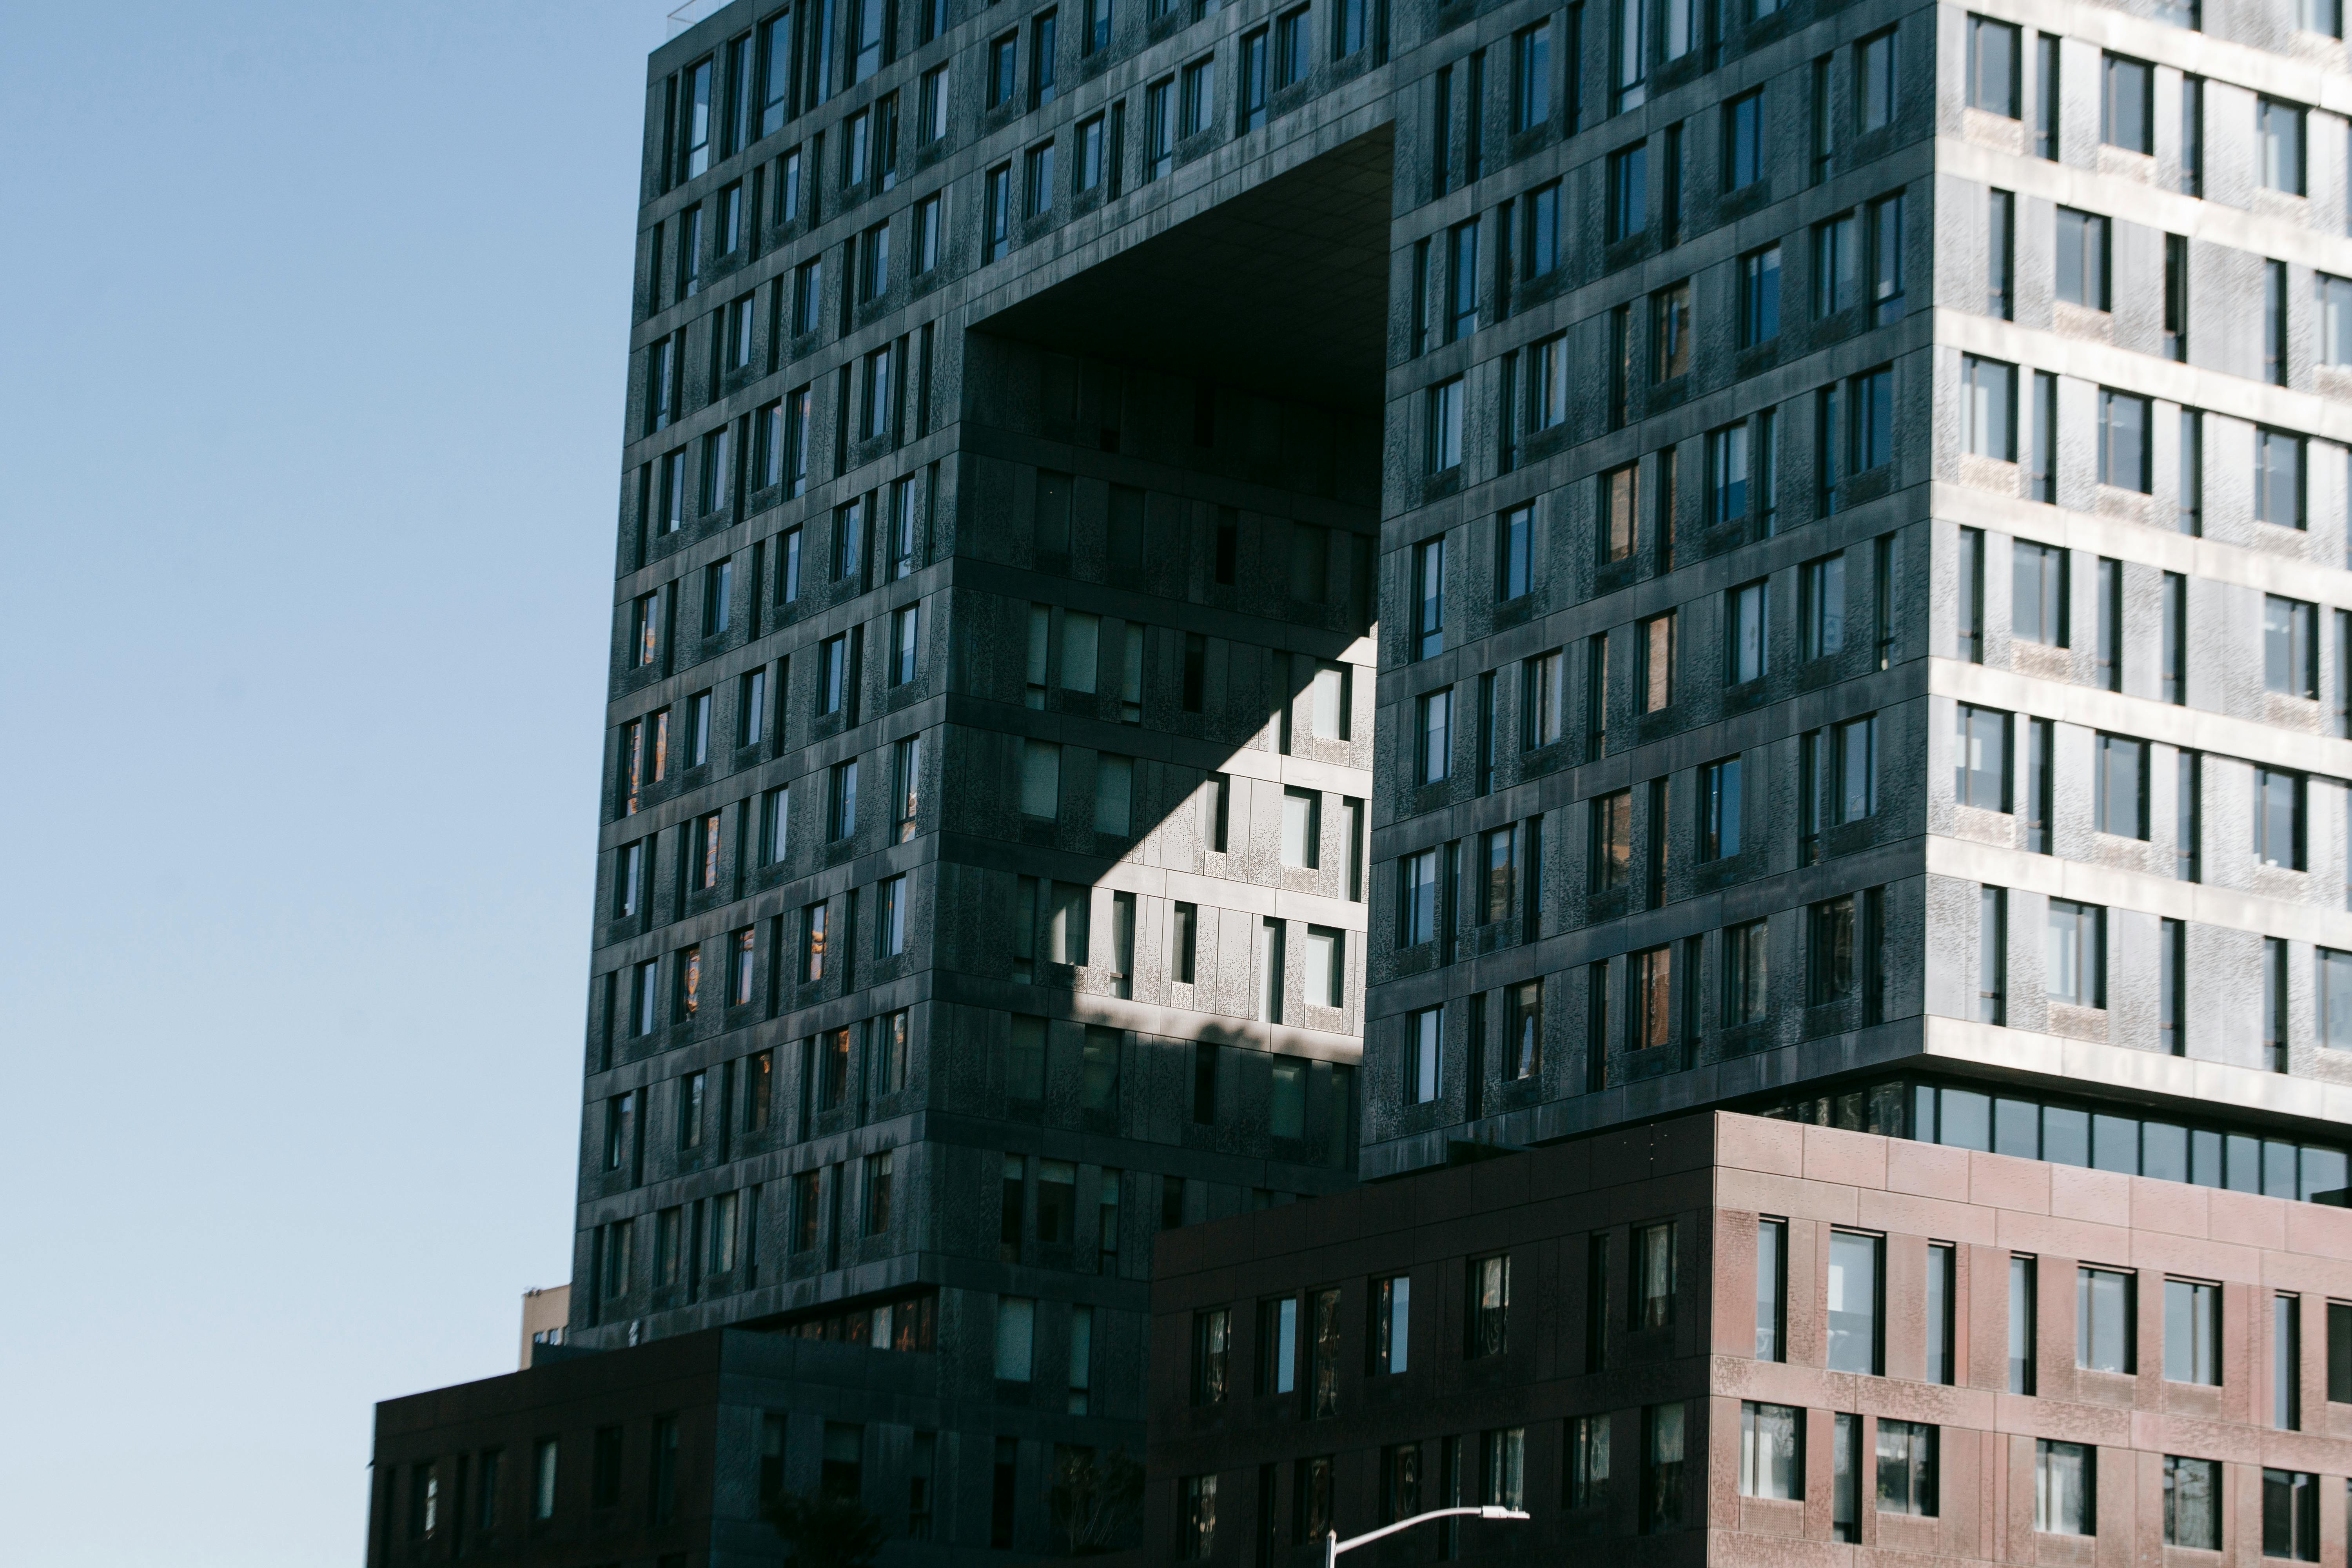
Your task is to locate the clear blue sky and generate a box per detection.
[0,4,663,1560]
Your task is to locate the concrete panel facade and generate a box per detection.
[366,0,2352,1559]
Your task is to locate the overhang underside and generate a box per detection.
[978,126,1394,409]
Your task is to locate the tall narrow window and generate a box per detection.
[1957,529,1985,661]
[2035,34,2060,159]
[1927,1243,1956,1384]
[2175,751,2201,881]
[2010,1255,2038,1394]
[2267,260,2292,386]
[1755,1219,1786,1360]
[2180,74,2203,194]
[2163,235,2188,360]
[2278,1293,2303,1429]
[2028,371,2057,503]
[1979,886,2007,1024]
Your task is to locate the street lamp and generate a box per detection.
[1321,1506,1531,1568]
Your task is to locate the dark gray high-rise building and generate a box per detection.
[368,0,2352,1561]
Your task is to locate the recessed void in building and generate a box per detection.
[977,129,1392,410]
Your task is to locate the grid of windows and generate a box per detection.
[579,23,2352,1539]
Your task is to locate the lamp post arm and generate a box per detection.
[1325,1505,1531,1562]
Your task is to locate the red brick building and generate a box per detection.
[1146,1111,2352,1568]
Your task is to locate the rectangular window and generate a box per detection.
[1736,245,1780,347]
[1504,979,1540,1077]
[2267,1470,2319,1560]
[1651,281,1690,380]
[1867,192,1904,322]
[2056,208,2111,309]
[1238,27,1268,130]
[1856,28,1894,131]
[1408,1006,1442,1102]
[2258,430,2307,528]
[1978,886,2009,1024]
[2267,260,2292,385]
[1922,1242,1957,1385]
[1721,90,1764,192]
[2261,97,2307,193]
[1969,16,2019,114]
[1566,1411,1609,1509]
[1973,189,2009,323]
[2077,1266,2136,1372]
[2321,949,2352,1051]
[2267,596,2317,695]
[1739,1403,1802,1499]
[2036,33,2061,157]
[1833,715,1877,822]
[2163,1278,2220,1384]
[1639,613,1674,711]
[1372,1274,1411,1374]
[1467,1254,1510,1357]
[2013,542,2067,646]
[1524,650,1565,750]
[1813,211,1857,315]
[2276,1293,2305,1428]
[2094,734,2147,839]
[2096,390,2149,491]
[1962,356,2015,459]
[2102,53,2152,151]
[1800,554,1845,660]
[1876,1421,1938,1517]
[1023,141,1055,217]
[1180,55,1215,137]
[1524,185,1561,278]
[1275,6,1310,86]
[1427,379,1463,472]
[2009,1254,2039,1393]
[985,164,1012,259]
[1496,505,1533,601]
[1513,21,1551,130]
[1706,422,1749,525]
[1189,1307,1231,1403]
[1852,367,1892,471]
[2257,768,2306,869]
[1640,1403,1683,1533]
[2023,370,2056,501]
[2047,899,2105,1007]
[1607,142,1646,242]
[1826,1230,1882,1373]
[1723,919,1767,1024]
[1727,579,1766,684]
[1699,757,1741,860]
[1754,1218,1786,1359]
[1449,221,1481,342]
[1591,790,1632,891]
[1145,77,1174,178]
[2036,1441,2094,1535]
[1417,688,1452,784]
[2165,1456,2220,1549]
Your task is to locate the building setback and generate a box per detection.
[366,0,2352,1557]
[1149,1111,2352,1567]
